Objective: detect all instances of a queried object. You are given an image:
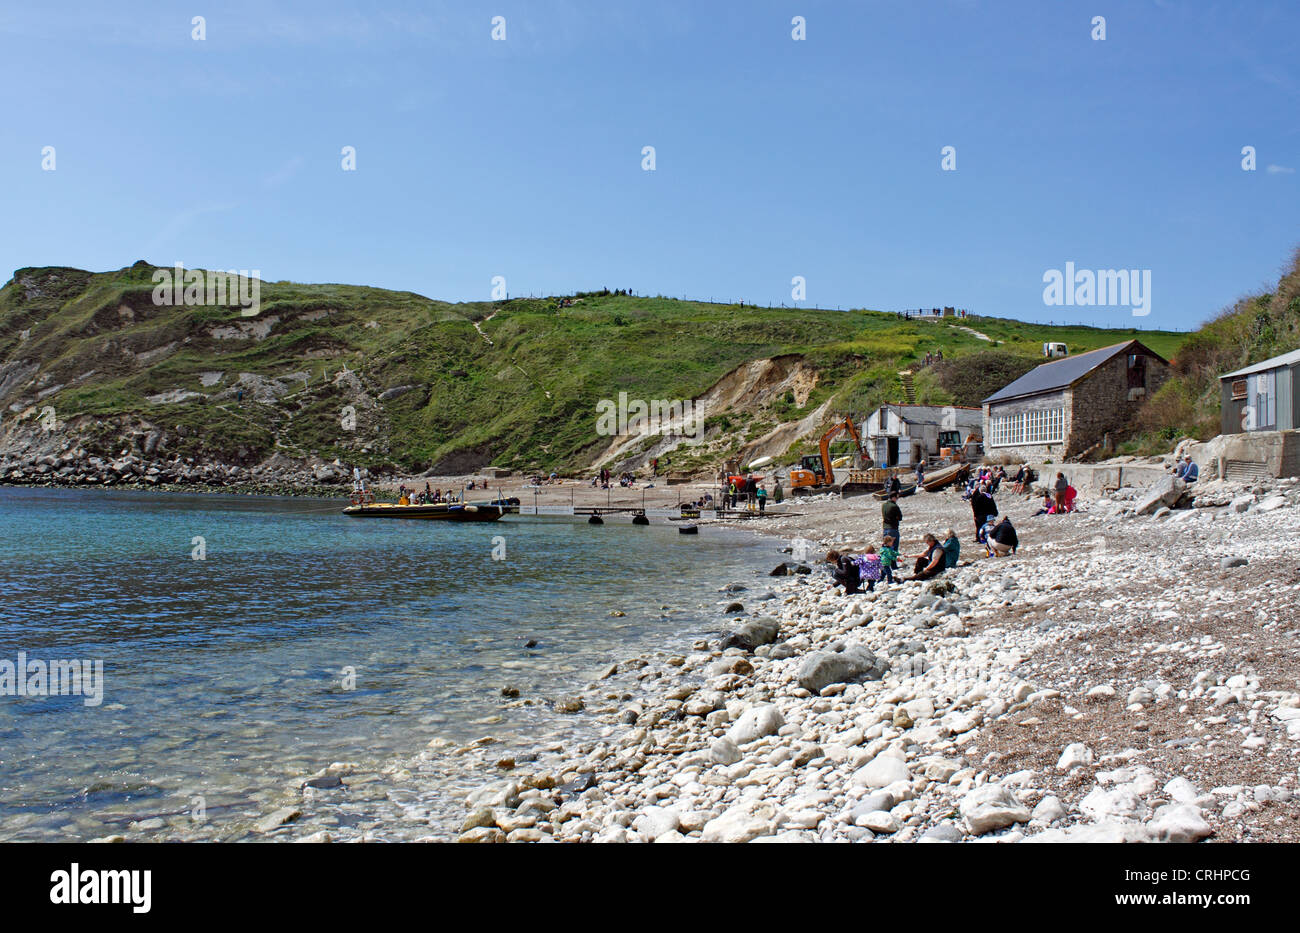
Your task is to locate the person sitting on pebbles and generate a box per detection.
[941,528,961,569]
[906,533,948,580]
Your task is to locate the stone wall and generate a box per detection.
[1063,350,1170,458]
[1186,429,1300,480]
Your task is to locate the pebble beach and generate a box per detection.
[424,472,1300,844]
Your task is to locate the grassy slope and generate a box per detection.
[1120,248,1300,453]
[0,263,1192,473]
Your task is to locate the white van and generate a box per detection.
[1043,342,1068,358]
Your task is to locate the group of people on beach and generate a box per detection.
[722,474,781,513]
[590,468,643,489]
[825,476,1023,596]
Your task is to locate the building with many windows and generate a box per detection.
[981,340,1170,460]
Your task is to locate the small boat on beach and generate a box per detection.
[872,482,916,500]
[342,501,507,521]
[921,462,970,492]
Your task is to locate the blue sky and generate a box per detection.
[1,0,1296,330]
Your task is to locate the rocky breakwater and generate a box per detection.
[0,442,352,496]
[452,474,1300,843]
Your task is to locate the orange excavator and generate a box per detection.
[789,416,868,493]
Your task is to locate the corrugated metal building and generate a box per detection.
[1220,348,1300,434]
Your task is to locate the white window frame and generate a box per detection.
[988,406,1065,447]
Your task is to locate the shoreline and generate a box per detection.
[441,475,1300,843]
[12,477,1299,843]
[8,498,780,844]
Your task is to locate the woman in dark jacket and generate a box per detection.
[970,485,997,538]
[988,517,1019,556]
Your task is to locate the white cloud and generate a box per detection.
[1266,164,1295,174]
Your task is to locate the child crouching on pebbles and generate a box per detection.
[825,550,863,595]
[826,547,883,595]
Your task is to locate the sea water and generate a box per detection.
[0,486,776,840]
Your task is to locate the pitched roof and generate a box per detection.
[886,404,982,426]
[983,340,1165,404]
[1221,347,1300,379]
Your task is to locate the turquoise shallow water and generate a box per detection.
[0,486,774,840]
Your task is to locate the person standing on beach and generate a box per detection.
[773,478,784,503]
[878,534,898,584]
[756,484,768,514]
[970,484,997,539]
[1053,472,1068,512]
[882,491,902,543]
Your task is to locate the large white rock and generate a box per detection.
[701,801,784,843]
[633,806,681,842]
[1163,777,1200,804]
[1056,743,1094,771]
[1135,475,1187,515]
[859,810,900,833]
[903,697,936,721]
[1079,785,1148,822]
[465,780,520,811]
[1148,803,1213,843]
[710,736,742,765]
[852,752,910,788]
[726,704,785,745]
[959,783,1031,835]
[1031,795,1066,823]
[1024,821,1152,843]
[796,645,888,693]
[1256,495,1288,512]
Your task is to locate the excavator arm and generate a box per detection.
[817,417,863,486]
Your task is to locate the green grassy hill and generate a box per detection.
[0,261,1191,478]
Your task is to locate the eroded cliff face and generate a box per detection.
[589,355,825,474]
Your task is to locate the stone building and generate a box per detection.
[982,340,1170,460]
